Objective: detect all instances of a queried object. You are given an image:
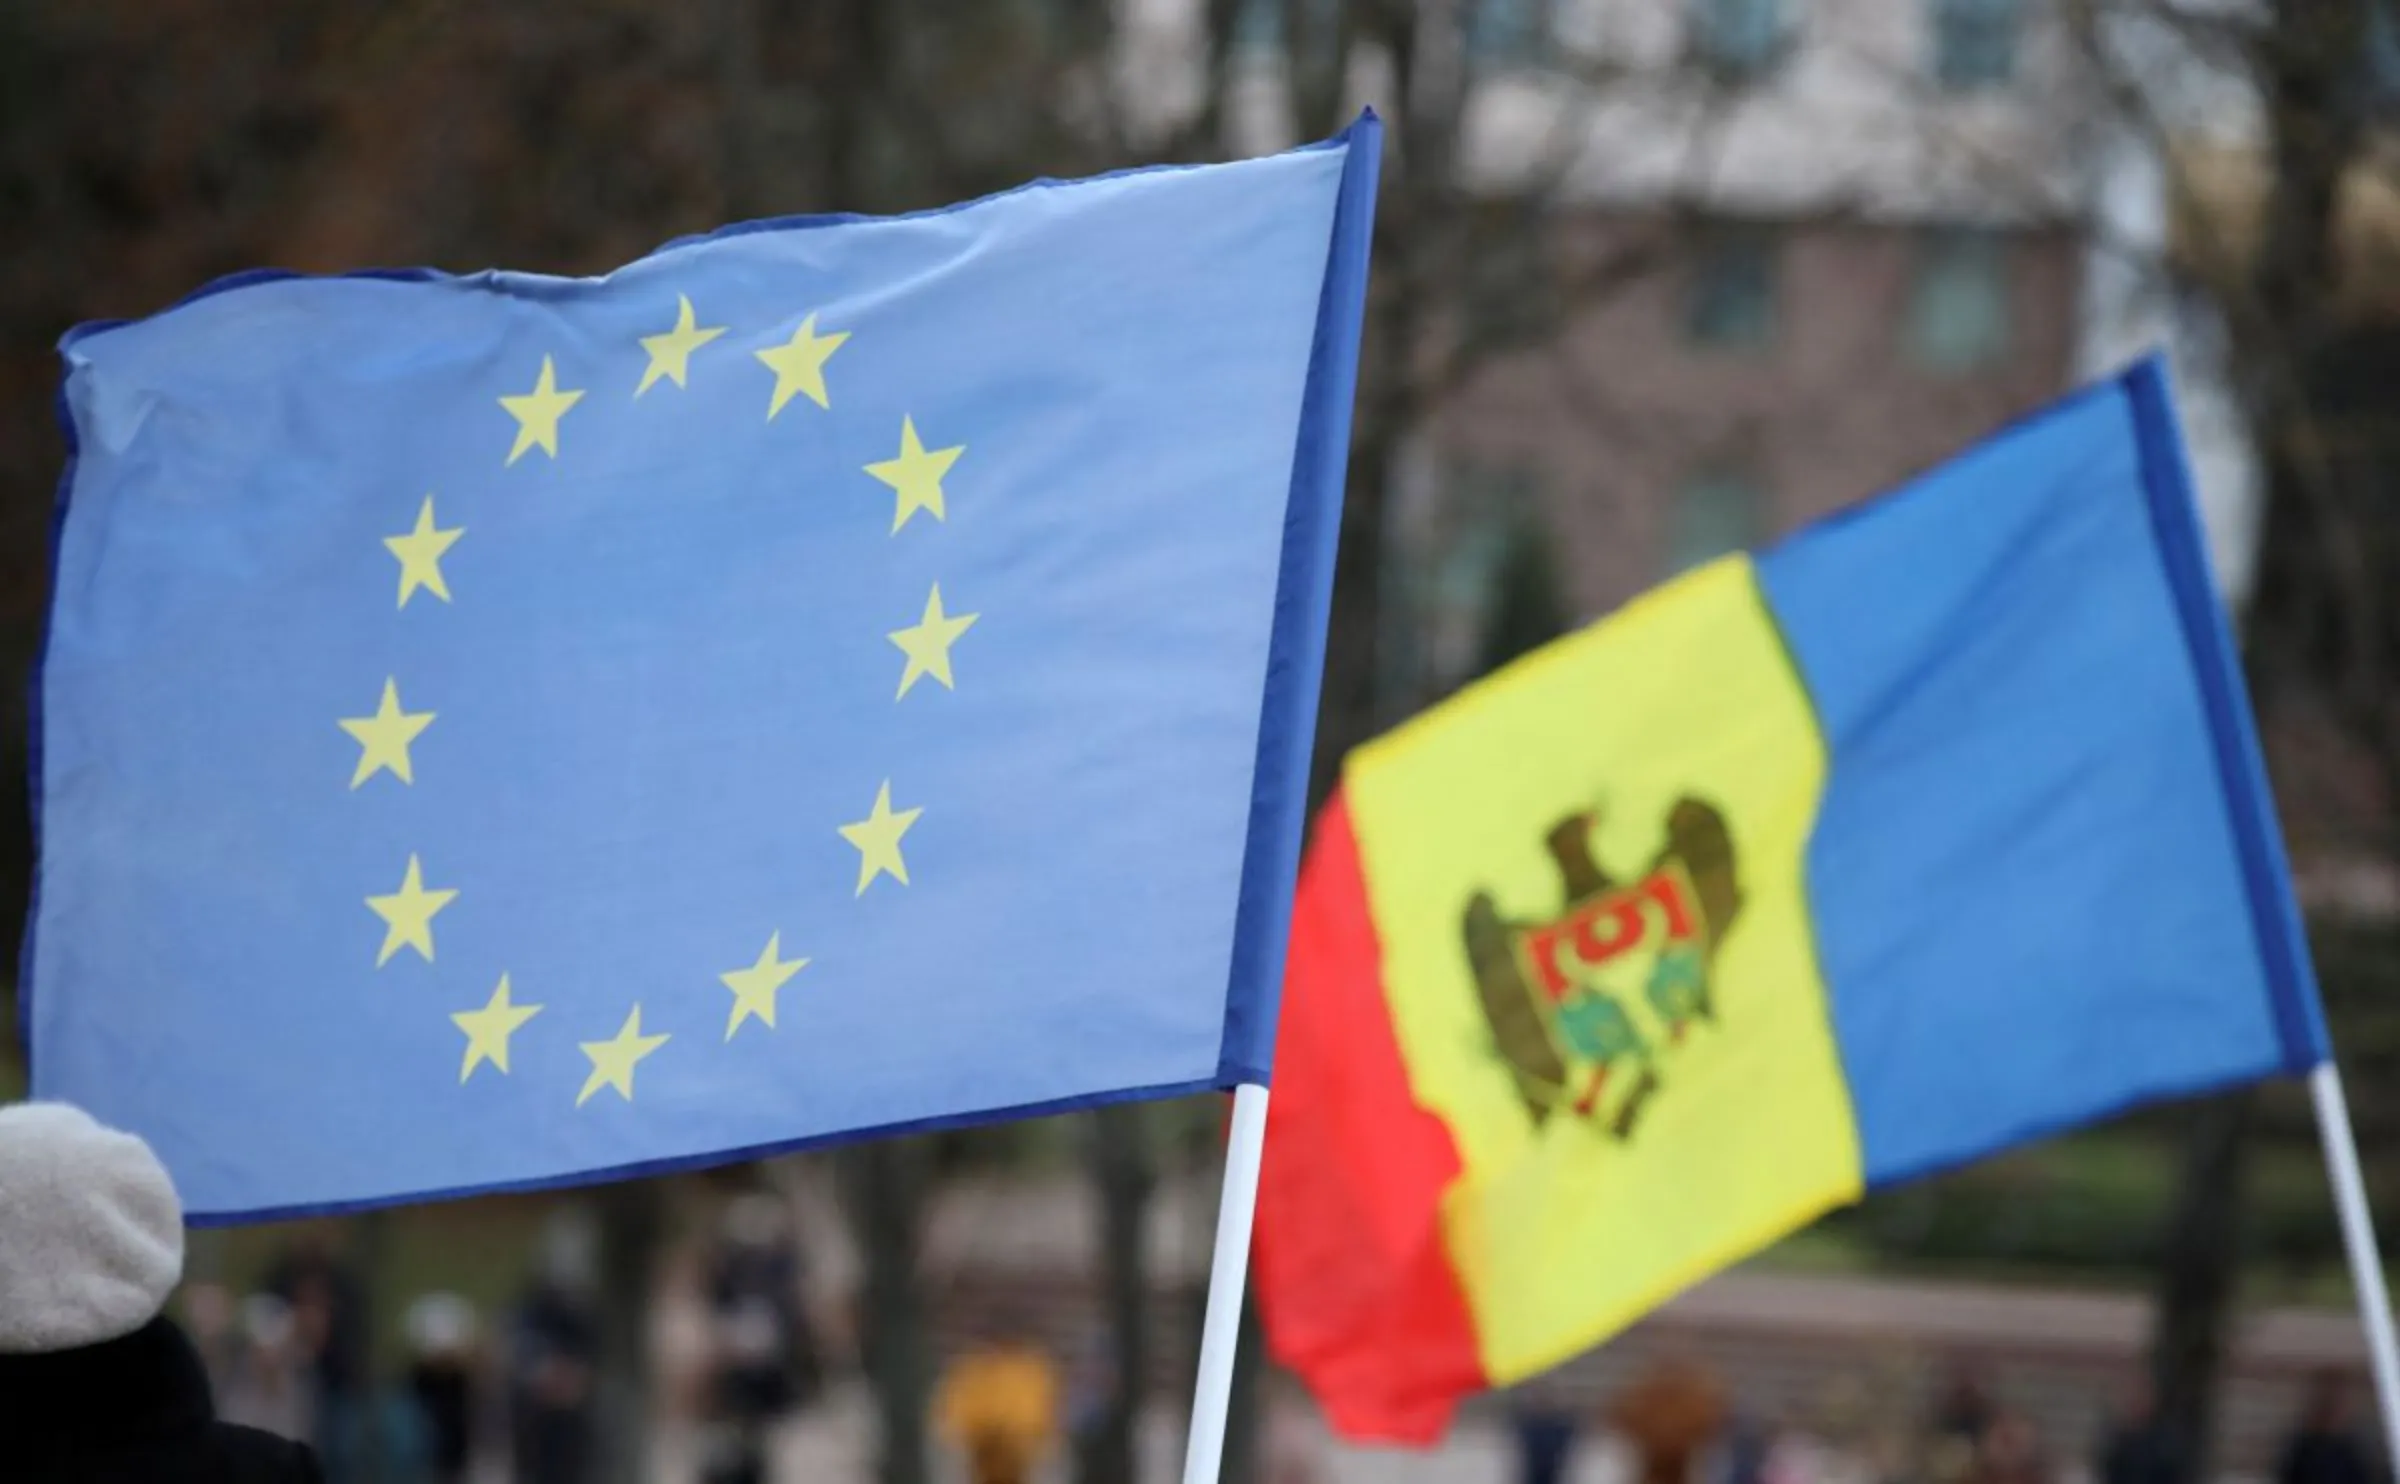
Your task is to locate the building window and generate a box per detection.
[1685,227,1779,350]
[1469,0,1549,65]
[1460,206,1560,355]
[1416,460,1548,692]
[1930,0,2021,90]
[1689,0,1788,81]
[1907,229,2011,372]
[1234,0,1344,54]
[1667,468,1765,576]
[1475,512,1571,675]
[1235,0,1283,50]
[2369,2,2400,107]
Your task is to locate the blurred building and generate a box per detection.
[1171,0,2107,705]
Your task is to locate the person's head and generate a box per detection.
[406,1292,478,1362]
[181,1281,235,1344]
[241,1294,296,1357]
[721,1191,787,1252]
[0,1102,186,1357]
[537,1204,599,1295]
[1982,1411,2040,1470]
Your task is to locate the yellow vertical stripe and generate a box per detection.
[1344,556,1863,1384]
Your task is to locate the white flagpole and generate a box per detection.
[1182,1082,1272,1484]
[2309,1062,2400,1461]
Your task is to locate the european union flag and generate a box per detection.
[27,121,1381,1221]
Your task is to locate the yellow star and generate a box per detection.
[338,678,435,789]
[636,293,726,396]
[499,354,584,465]
[451,973,543,1083]
[384,496,462,609]
[839,781,922,896]
[754,313,848,418]
[864,416,964,534]
[366,854,457,967]
[577,1004,670,1107]
[889,584,980,699]
[721,932,809,1040]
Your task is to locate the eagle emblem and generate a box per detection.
[1461,798,1742,1139]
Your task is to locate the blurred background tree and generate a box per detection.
[8,2,2400,1481]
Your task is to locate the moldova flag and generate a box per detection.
[1254,358,2329,1441]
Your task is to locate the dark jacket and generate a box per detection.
[0,1316,324,1484]
[2097,1414,2190,1484]
[2279,1428,2375,1484]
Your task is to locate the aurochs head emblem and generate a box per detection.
[1461,798,1742,1140]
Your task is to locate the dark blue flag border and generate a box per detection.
[1217,112,1383,1086]
[2123,355,2330,1074]
[22,115,1384,1225]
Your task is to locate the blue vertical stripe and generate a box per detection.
[1755,358,2323,1187]
[2122,358,2328,1069]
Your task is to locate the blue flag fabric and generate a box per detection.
[1751,358,2329,1184]
[29,120,1382,1221]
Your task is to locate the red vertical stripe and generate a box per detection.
[1253,793,1486,1443]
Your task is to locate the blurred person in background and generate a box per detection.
[934,1306,1062,1484]
[1806,1375,1877,1484]
[698,1190,817,1484]
[1860,1429,1916,1484]
[1062,1322,1117,1484]
[263,1231,367,1475]
[1972,1411,2050,1484]
[2277,1371,2375,1484]
[1745,1381,1887,1484]
[1933,1365,1996,1455]
[1924,1427,1978,1484]
[217,1295,315,1444]
[1260,1370,1328,1484]
[1759,1426,1813,1484]
[1506,1377,1581,1484]
[1924,1364,1999,1484]
[1760,1415,1837,1484]
[182,1283,240,1396]
[404,1293,480,1484]
[1712,1407,1774,1484]
[2095,1376,2186,1484]
[0,1101,325,1482]
[509,1209,601,1484]
[1612,1354,1729,1484]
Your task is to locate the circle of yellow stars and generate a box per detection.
[344,292,979,1108]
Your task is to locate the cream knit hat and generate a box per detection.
[0,1102,185,1354]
